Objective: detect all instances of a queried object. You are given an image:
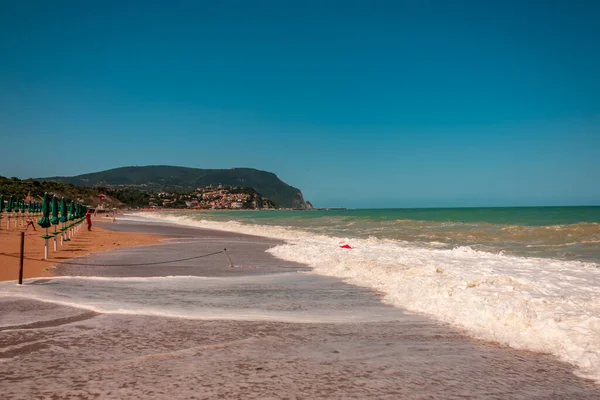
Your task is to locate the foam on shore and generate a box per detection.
[126,211,600,382]
[0,272,406,326]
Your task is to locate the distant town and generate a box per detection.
[147,185,277,210]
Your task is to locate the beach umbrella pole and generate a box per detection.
[44,228,49,259]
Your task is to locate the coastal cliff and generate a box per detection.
[39,165,312,209]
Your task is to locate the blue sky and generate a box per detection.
[1,0,599,208]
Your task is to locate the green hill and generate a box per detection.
[38,166,310,209]
[0,176,125,208]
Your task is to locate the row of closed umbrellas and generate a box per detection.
[0,193,89,228]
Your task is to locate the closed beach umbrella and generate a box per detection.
[6,196,13,212]
[14,199,20,213]
[68,201,75,220]
[50,196,60,225]
[0,195,4,213]
[20,200,26,213]
[38,193,51,228]
[59,198,68,223]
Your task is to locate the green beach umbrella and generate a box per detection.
[68,201,75,220]
[20,200,26,213]
[6,196,13,212]
[59,198,68,223]
[50,196,60,225]
[14,199,20,213]
[0,195,4,214]
[38,193,51,228]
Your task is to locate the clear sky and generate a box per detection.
[1,0,599,208]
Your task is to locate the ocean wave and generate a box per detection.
[126,211,600,382]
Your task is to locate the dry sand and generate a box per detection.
[0,215,165,282]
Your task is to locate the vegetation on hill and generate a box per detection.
[1,176,279,210]
[0,176,123,207]
[39,165,311,209]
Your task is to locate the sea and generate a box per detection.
[124,206,600,381]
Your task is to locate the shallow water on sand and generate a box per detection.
[0,273,407,324]
[1,220,600,399]
[2,299,600,399]
[128,212,600,382]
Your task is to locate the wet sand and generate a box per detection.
[0,217,165,281]
[1,219,599,399]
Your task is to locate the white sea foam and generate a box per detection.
[126,211,600,382]
[0,273,401,325]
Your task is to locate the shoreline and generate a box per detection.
[2,218,600,398]
[0,216,166,282]
[115,211,600,384]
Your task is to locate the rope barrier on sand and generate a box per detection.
[0,250,225,267]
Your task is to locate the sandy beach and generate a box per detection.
[1,218,600,399]
[0,215,165,282]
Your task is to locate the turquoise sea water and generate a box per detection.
[130,206,600,380]
[174,206,600,264]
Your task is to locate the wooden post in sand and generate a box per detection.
[19,232,25,284]
[222,248,234,268]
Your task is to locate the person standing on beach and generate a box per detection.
[85,209,92,231]
[25,218,36,231]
